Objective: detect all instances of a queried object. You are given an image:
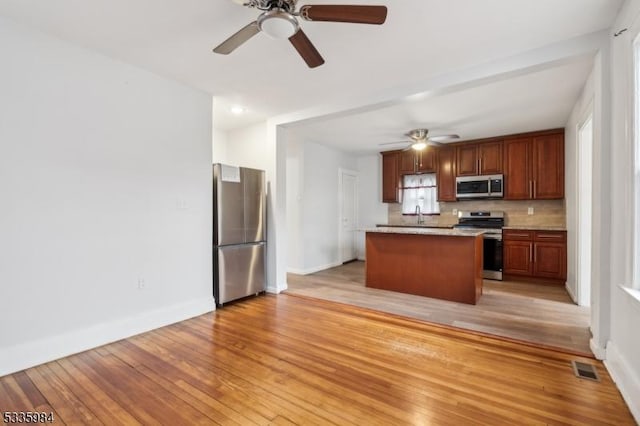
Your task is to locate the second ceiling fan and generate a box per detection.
[380,129,461,151]
[213,0,388,68]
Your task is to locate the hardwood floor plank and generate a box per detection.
[50,358,141,425]
[286,261,591,355]
[26,364,99,425]
[0,294,633,425]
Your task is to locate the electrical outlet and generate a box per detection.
[452,208,458,216]
[138,277,146,290]
[528,207,534,215]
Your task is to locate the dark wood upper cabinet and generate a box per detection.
[456,145,478,176]
[456,140,503,176]
[417,148,437,173]
[479,141,503,174]
[399,148,437,175]
[381,128,564,204]
[399,150,417,174]
[436,146,456,201]
[532,133,564,199]
[504,130,564,200]
[381,150,401,203]
[504,137,531,200]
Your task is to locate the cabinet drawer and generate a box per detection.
[503,230,534,241]
[534,231,566,242]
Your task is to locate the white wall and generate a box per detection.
[356,155,388,259]
[212,127,228,163]
[224,122,268,169]
[286,139,304,272]
[0,17,214,376]
[604,0,640,421]
[565,69,595,304]
[285,140,358,274]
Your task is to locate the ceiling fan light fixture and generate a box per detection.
[257,9,299,39]
[411,141,427,151]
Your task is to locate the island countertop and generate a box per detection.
[366,227,486,237]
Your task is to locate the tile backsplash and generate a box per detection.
[388,199,565,228]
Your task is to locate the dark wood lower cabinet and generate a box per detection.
[503,229,567,284]
[503,240,533,276]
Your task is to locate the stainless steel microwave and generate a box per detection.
[455,174,504,199]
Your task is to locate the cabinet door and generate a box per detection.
[417,147,437,173]
[533,242,567,280]
[381,151,401,203]
[436,146,456,201]
[503,240,533,276]
[504,137,531,200]
[532,133,564,199]
[456,145,478,176]
[399,150,416,175]
[478,141,503,174]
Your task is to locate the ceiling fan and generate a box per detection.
[213,0,388,68]
[380,129,461,151]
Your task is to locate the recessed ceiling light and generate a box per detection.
[230,105,245,115]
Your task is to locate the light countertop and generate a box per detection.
[375,224,454,229]
[365,227,485,237]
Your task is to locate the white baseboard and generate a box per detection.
[0,297,216,378]
[605,341,640,424]
[565,282,578,304]
[590,338,606,360]
[287,261,342,276]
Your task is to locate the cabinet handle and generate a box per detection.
[533,180,537,199]
[479,158,482,172]
[507,233,530,238]
[529,243,533,263]
[537,233,562,239]
[533,245,537,263]
[529,181,533,198]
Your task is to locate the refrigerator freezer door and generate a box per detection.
[242,168,266,243]
[215,242,266,304]
[214,164,245,246]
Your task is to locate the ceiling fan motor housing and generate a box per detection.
[257,8,300,38]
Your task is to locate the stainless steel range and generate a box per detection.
[453,211,504,280]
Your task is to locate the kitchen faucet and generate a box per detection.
[415,205,424,224]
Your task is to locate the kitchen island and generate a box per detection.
[365,227,484,304]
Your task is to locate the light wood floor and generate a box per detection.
[0,295,633,425]
[286,261,592,356]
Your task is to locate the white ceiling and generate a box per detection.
[286,54,596,153]
[0,0,622,148]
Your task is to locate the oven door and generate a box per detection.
[482,234,503,280]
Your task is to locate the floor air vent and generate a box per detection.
[571,360,600,382]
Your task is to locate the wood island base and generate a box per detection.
[365,231,483,305]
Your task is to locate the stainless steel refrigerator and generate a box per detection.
[213,164,266,305]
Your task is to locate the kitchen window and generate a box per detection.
[402,174,439,215]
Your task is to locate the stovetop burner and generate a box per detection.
[455,211,504,229]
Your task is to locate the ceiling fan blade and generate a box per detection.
[213,21,260,55]
[379,141,410,146]
[429,134,460,143]
[300,5,387,24]
[289,29,325,68]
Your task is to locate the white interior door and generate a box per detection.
[339,169,358,263]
